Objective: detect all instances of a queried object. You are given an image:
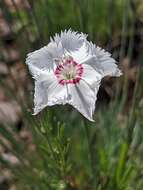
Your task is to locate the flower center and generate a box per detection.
[55,57,83,85]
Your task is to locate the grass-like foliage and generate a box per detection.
[0,0,143,189]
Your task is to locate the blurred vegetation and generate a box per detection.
[0,0,143,190]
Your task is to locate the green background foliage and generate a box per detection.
[0,0,143,189]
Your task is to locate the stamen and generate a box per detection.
[55,57,83,85]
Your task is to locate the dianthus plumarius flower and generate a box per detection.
[26,29,122,121]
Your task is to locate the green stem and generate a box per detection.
[83,121,94,183]
[127,68,140,145]
[26,0,43,43]
[46,132,58,164]
[39,118,60,176]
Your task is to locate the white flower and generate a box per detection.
[26,29,122,121]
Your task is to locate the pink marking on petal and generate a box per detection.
[54,57,84,85]
[69,79,74,84]
[59,79,65,85]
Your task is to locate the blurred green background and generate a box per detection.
[0,0,143,190]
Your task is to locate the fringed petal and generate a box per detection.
[26,42,64,73]
[85,42,122,77]
[51,29,87,52]
[68,80,100,121]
